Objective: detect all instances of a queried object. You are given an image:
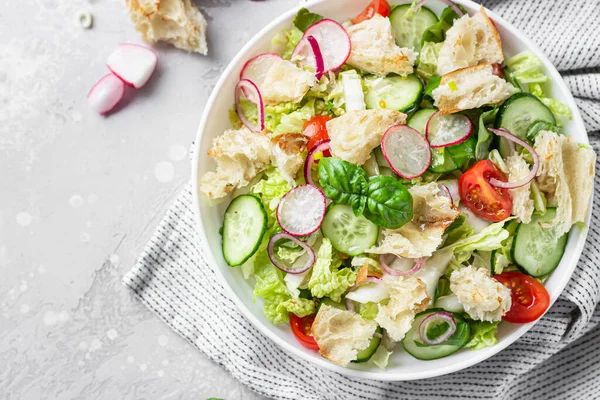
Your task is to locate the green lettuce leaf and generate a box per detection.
[505,51,549,84]
[278,297,316,317]
[294,8,324,32]
[475,108,499,161]
[359,302,379,320]
[272,98,317,136]
[308,238,357,302]
[271,27,304,60]
[421,6,464,44]
[264,102,301,132]
[444,214,475,247]
[253,253,292,324]
[445,220,512,263]
[466,321,500,350]
[252,168,292,225]
[368,345,392,369]
[417,41,443,80]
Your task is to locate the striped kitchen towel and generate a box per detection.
[124,0,600,398]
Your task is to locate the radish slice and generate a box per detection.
[87,73,125,115]
[235,79,265,132]
[106,44,158,89]
[426,111,473,148]
[239,53,283,102]
[268,232,316,274]
[379,255,425,276]
[276,184,326,236]
[381,125,431,179]
[303,140,331,186]
[292,19,351,73]
[488,128,540,189]
[414,0,464,17]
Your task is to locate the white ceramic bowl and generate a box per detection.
[192,0,591,380]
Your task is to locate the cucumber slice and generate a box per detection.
[222,195,268,266]
[321,204,379,256]
[402,309,470,360]
[364,74,423,114]
[407,108,437,135]
[353,327,382,363]
[389,5,439,52]
[496,93,556,141]
[511,208,568,277]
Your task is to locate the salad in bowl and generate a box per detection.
[198,0,595,369]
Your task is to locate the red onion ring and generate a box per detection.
[303,140,331,186]
[488,128,540,189]
[379,255,425,276]
[419,311,457,345]
[345,277,382,312]
[414,0,464,17]
[306,35,325,81]
[235,79,265,132]
[267,232,315,274]
[440,184,452,202]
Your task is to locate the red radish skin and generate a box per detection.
[87,73,125,115]
[381,125,431,179]
[292,19,351,73]
[306,36,325,80]
[303,140,331,186]
[235,79,265,132]
[426,111,473,148]
[106,43,158,89]
[276,184,326,237]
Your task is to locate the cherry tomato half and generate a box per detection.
[458,160,513,222]
[290,313,319,351]
[494,271,551,323]
[303,115,332,151]
[352,0,391,24]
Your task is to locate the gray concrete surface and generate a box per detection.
[0,0,298,398]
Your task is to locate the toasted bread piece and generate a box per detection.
[260,59,315,105]
[346,14,417,77]
[126,0,208,55]
[199,127,272,199]
[432,64,517,114]
[311,304,378,366]
[437,7,503,75]
[367,183,459,259]
[506,154,534,223]
[326,109,407,165]
[534,131,596,236]
[375,276,429,341]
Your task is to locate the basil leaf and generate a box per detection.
[294,8,324,32]
[317,157,367,215]
[421,5,465,44]
[363,176,413,230]
[475,108,499,160]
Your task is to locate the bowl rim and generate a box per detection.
[191,0,592,381]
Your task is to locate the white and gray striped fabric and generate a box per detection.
[124,1,600,398]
